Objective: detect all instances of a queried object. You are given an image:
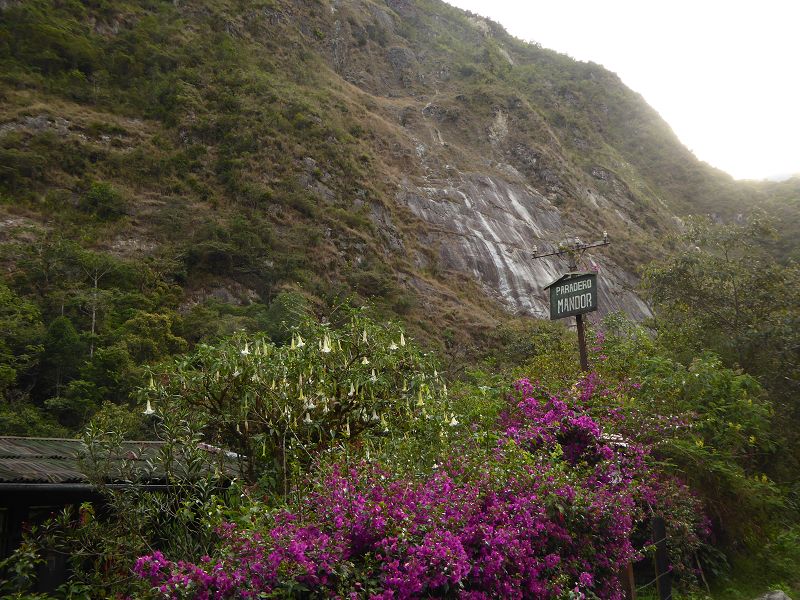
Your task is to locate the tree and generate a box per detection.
[642,214,799,388]
[76,250,117,358]
[641,214,800,473]
[140,311,450,489]
[40,316,84,398]
[0,282,44,397]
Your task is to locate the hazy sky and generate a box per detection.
[445,0,800,181]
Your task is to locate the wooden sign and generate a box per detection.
[544,272,598,320]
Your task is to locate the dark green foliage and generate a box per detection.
[78,181,127,220]
[40,315,84,397]
[0,283,44,395]
[642,215,800,412]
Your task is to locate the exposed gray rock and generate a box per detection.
[399,173,651,320]
[369,5,395,32]
[0,115,71,138]
[386,46,416,72]
[370,202,404,253]
[421,103,459,123]
[756,592,793,600]
[384,0,415,18]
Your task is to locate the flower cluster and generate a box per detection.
[134,374,705,599]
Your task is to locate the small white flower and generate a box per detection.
[348,383,355,397]
[389,341,398,351]
[449,415,459,427]
[361,356,369,365]
[296,335,305,349]
[370,369,377,383]
[241,343,251,356]
[303,412,313,425]
[371,410,379,421]
[143,399,155,415]
[321,335,332,353]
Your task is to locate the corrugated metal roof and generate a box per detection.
[0,437,238,485]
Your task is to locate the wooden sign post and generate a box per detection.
[544,271,598,371]
[532,234,608,373]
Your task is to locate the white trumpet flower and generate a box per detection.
[400,332,406,347]
[348,383,355,397]
[361,356,369,365]
[362,329,368,343]
[389,341,398,351]
[370,369,377,383]
[303,412,313,425]
[321,335,332,353]
[241,343,251,356]
[143,399,155,415]
[449,415,459,427]
[296,335,305,349]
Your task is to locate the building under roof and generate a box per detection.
[0,436,239,591]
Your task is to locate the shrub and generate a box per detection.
[78,181,127,220]
[133,373,707,599]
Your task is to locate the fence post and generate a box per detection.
[653,516,672,600]
[620,562,636,600]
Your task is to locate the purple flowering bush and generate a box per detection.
[133,374,706,599]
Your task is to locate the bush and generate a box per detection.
[78,181,127,220]
[132,373,707,599]
[139,310,449,487]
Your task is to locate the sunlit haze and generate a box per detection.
[445,0,800,181]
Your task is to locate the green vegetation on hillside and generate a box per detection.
[0,0,798,596]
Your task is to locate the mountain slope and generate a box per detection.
[0,0,796,355]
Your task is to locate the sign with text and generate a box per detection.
[546,273,598,320]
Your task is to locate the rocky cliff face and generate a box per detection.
[308,0,667,321]
[2,0,788,348]
[400,172,650,320]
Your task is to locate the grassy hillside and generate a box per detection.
[0,0,797,432]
